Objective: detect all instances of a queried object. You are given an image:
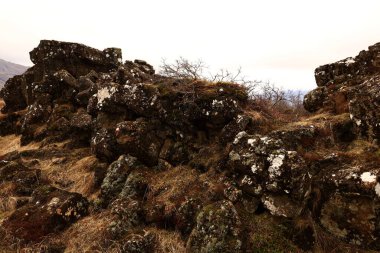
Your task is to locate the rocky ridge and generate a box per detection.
[0,40,380,252]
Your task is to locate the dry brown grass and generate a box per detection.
[0,134,43,157]
[277,112,350,132]
[62,212,113,253]
[312,224,378,253]
[147,227,186,253]
[43,155,101,200]
[0,135,21,157]
[146,166,202,217]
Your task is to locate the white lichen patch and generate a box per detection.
[48,197,60,208]
[233,131,247,144]
[375,183,380,197]
[247,138,256,146]
[251,164,258,174]
[267,154,285,179]
[212,99,224,108]
[262,197,288,217]
[260,136,270,145]
[241,175,253,185]
[360,172,376,183]
[150,95,157,106]
[97,86,117,107]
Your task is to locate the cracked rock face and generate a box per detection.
[227,131,309,213]
[304,42,380,141]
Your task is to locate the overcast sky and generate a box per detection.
[2,0,380,91]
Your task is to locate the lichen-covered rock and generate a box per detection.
[120,231,156,253]
[115,119,163,166]
[220,114,251,144]
[311,162,380,249]
[347,74,380,141]
[108,199,144,238]
[70,109,93,131]
[228,131,309,203]
[113,82,160,117]
[119,171,148,200]
[6,39,380,252]
[304,42,380,142]
[91,128,118,162]
[2,185,88,242]
[303,87,327,113]
[186,200,243,253]
[1,40,122,114]
[174,198,202,236]
[29,40,122,77]
[320,193,380,248]
[314,43,380,88]
[100,155,143,206]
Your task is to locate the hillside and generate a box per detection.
[0,59,28,88]
[1,40,380,252]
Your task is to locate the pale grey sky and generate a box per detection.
[1,0,380,90]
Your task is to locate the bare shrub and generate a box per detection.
[159,57,309,122]
[159,57,206,80]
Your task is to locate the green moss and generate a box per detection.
[248,213,300,253]
[34,185,55,196]
[156,83,177,99]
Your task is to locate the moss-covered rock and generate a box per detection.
[186,200,243,253]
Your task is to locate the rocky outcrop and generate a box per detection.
[2,40,380,252]
[304,42,380,141]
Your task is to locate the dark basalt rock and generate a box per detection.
[2,186,88,242]
[1,40,122,114]
[4,40,380,251]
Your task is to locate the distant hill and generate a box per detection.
[0,59,28,88]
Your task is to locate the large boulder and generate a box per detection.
[227,131,309,215]
[99,155,144,206]
[2,186,88,242]
[1,40,122,113]
[304,42,380,142]
[311,160,380,249]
